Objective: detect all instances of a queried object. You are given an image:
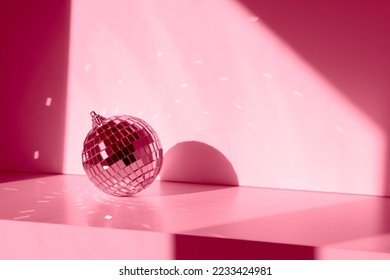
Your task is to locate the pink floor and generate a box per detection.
[1,171,389,259]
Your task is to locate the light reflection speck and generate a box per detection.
[14,215,31,220]
[293,90,303,97]
[247,122,256,128]
[142,223,152,229]
[45,97,52,107]
[3,187,19,191]
[336,126,345,133]
[19,209,35,213]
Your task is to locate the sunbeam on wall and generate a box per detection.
[64,0,386,196]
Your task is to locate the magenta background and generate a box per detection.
[1,0,390,196]
[0,0,70,173]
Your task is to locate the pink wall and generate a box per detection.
[1,0,389,197]
[0,0,70,173]
[64,0,390,196]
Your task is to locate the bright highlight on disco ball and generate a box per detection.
[82,111,163,196]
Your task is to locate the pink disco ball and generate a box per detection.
[82,111,163,196]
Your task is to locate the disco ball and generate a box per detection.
[82,111,163,196]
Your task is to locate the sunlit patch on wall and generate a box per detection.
[63,0,387,196]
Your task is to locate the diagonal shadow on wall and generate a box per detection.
[238,0,390,197]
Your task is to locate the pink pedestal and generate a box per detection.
[1,171,389,259]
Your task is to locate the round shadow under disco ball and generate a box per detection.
[82,111,163,196]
